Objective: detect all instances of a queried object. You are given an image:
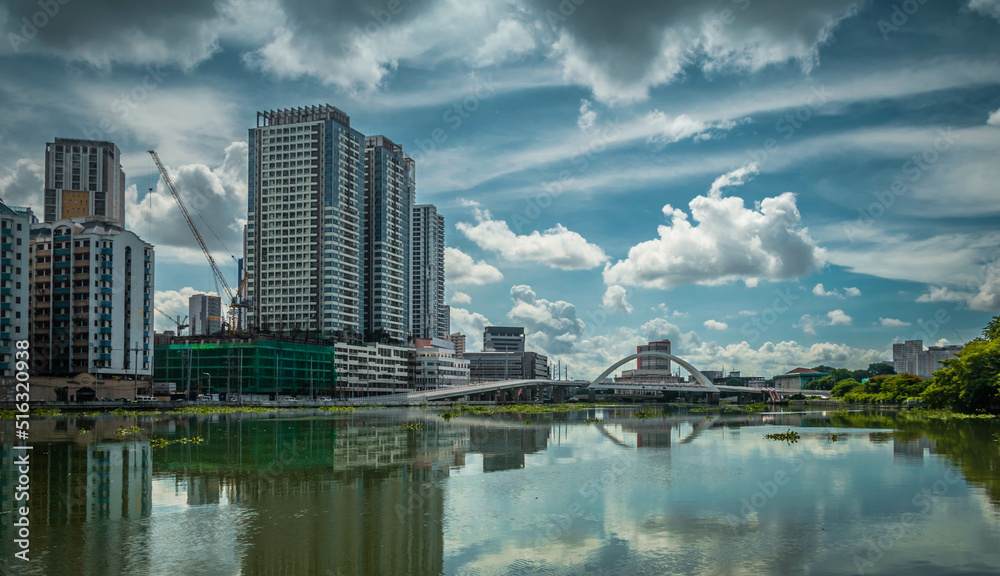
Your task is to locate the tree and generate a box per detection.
[867,362,895,376]
[984,316,1000,342]
[726,377,744,387]
[920,315,1000,412]
[805,374,836,391]
[831,378,861,397]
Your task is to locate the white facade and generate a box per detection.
[483,326,525,353]
[411,205,447,339]
[334,342,410,396]
[411,338,470,389]
[0,202,33,379]
[30,218,154,377]
[247,105,365,337]
[189,293,223,336]
[892,340,960,378]
[448,332,466,358]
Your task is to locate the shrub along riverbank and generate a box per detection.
[827,315,1000,413]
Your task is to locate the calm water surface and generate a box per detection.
[2,406,1000,575]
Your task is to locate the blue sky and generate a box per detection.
[1,0,998,378]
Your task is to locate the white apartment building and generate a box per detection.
[246,105,366,337]
[29,218,154,377]
[334,342,410,396]
[892,339,963,378]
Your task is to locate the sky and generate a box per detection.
[0,0,998,379]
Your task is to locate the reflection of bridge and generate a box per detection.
[348,351,786,405]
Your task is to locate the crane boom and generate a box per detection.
[148,150,236,305]
[154,306,189,331]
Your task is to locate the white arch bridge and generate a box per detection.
[349,351,782,405]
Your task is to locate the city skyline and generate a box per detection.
[0,0,998,378]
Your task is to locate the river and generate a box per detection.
[2,406,999,575]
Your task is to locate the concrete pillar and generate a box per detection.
[707,392,720,405]
[553,387,565,403]
[588,388,596,402]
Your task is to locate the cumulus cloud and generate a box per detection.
[813,283,861,298]
[988,109,1000,127]
[0,159,43,216]
[969,0,1000,20]
[916,264,1000,311]
[703,319,729,331]
[530,0,860,103]
[878,318,911,328]
[602,285,633,314]
[154,287,219,332]
[684,339,887,377]
[651,303,687,318]
[129,141,247,264]
[827,309,852,326]
[445,247,504,285]
[456,201,608,270]
[450,306,491,352]
[603,164,824,289]
[451,291,472,305]
[640,318,701,352]
[472,18,536,66]
[507,285,586,355]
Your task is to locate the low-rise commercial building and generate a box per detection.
[465,350,548,382]
[772,368,827,392]
[410,338,470,389]
[334,342,410,396]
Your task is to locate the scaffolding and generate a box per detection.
[153,338,337,398]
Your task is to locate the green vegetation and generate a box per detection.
[150,436,205,449]
[319,406,357,413]
[115,425,142,438]
[400,422,424,430]
[806,363,896,390]
[920,319,1000,412]
[584,418,604,423]
[632,409,661,419]
[172,406,282,415]
[830,373,928,404]
[438,403,612,421]
[764,430,800,443]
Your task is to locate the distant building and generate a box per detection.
[29,218,154,382]
[772,368,827,392]
[637,340,671,371]
[43,139,126,224]
[189,294,223,336]
[465,350,548,382]
[893,340,962,378]
[483,326,525,353]
[448,332,466,358]
[411,205,447,339]
[411,338,470,389]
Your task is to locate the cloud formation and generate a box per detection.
[445,247,504,285]
[457,201,607,270]
[813,283,861,298]
[878,317,911,328]
[603,164,824,289]
[703,319,729,331]
[602,285,633,314]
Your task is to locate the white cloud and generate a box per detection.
[703,319,729,331]
[154,287,219,332]
[451,291,472,305]
[603,166,824,289]
[456,202,608,270]
[472,18,536,67]
[916,261,1000,311]
[0,159,43,216]
[988,108,1000,127]
[813,283,861,298]
[507,285,586,355]
[708,162,758,197]
[738,310,758,316]
[827,309,853,326]
[639,318,701,352]
[878,318,912,328]
[602,285,633,314]
[577,99,596,131]
[450,306,491,352]
[969,0,1000,20]
[128,142,247,269]
[683,340,887,378]
[539,0,860,104]
[445,247,504,285]
[796,315,818,336]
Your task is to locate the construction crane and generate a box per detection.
[149,150,249,332]
[154,306,189,334]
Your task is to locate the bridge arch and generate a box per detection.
[589,351,720,392]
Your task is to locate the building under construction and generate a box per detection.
[153,334,337,399]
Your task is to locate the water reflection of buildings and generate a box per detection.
[893,436,937,463]
[469,424,551,472]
